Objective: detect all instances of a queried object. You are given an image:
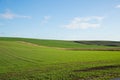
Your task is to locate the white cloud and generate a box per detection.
[115,5,120,8]
[41,16,51,24]
[63,16,104,29]
[0,9,31,19]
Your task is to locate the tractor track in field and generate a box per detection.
[1,47,39,64]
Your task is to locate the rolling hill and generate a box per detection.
[0,37,120,49]
[0,37,120,80]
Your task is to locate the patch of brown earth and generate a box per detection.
[73,65,120,72]
[66,48,120,51]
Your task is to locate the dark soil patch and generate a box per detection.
[73,65,120,72]
[111,78,120,80]
[66,48,120,51]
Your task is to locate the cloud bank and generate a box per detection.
[63,16,104,29]
[0,9,31,19]
[115,5,120,8]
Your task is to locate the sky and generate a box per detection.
[0,0,120,41]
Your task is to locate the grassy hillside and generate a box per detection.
[0,37,117,48]
[0,37,120,80]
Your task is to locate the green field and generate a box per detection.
[0,37,120,80]
[0,37,115,48]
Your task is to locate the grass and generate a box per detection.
[0,37,115,48]
[0,37,120,80]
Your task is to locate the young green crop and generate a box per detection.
[0,38,120,80]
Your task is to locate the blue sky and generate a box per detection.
[0,0,120,41]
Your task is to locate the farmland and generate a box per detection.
[0,37,120,80]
